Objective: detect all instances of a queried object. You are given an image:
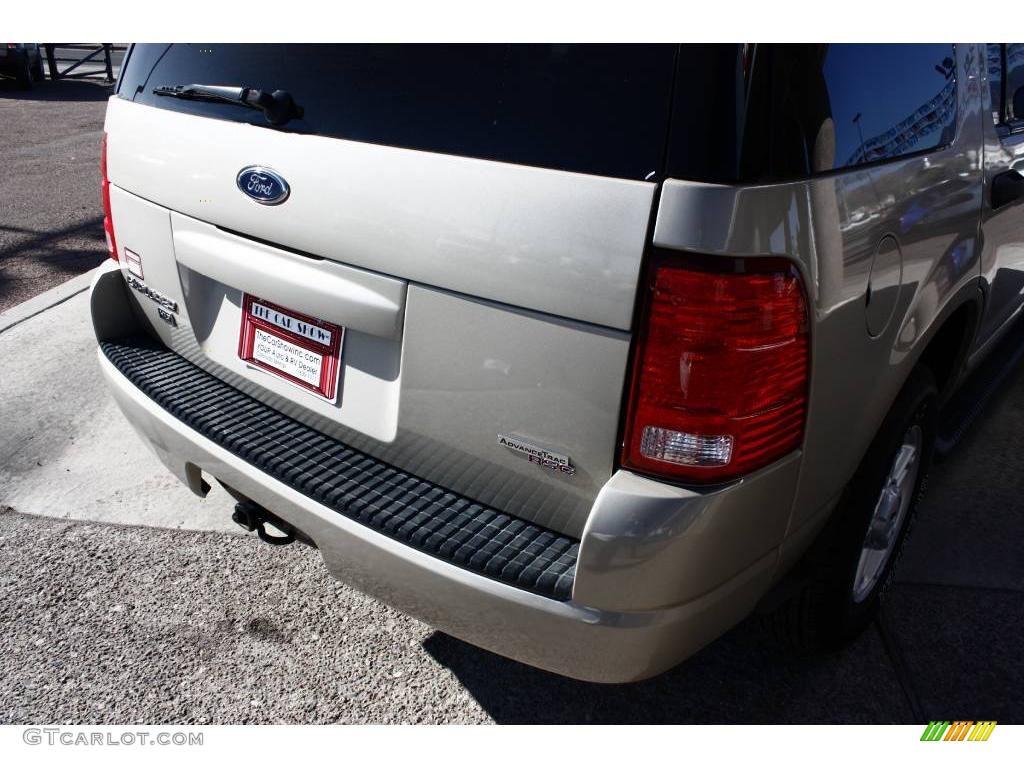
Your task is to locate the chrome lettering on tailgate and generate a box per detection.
[497,434,576,476]
[126,276,178,313]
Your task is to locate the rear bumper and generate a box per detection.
[92,262,800,682]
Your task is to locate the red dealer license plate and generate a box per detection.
[238,294,344,402]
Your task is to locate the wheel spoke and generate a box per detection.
[852,425,922,603]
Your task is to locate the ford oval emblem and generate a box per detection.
[236,166,290,205]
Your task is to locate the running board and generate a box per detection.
[936,317,1024,456]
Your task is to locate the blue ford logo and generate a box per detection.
[236,166,290,205]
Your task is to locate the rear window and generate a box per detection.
[117,44,676,181]
[667,44,958,183]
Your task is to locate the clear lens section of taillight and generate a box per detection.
[621,254,809,483]
[639,426,734,467]
[100,132,118,261]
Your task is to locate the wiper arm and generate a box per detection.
[152,84,303,126]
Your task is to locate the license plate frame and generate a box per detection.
[238,294,344,402]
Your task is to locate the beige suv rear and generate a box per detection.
[92,44,1024,681]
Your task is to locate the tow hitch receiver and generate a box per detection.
[231,500,310,547]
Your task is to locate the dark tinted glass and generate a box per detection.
[666,44,958,183]
[1007,43,1024,122]
[987,44,1004,124]
[117,43,676,181]
[823,44,956,168]
[662,45,749,184]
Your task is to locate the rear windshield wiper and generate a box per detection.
[152,84,303,126]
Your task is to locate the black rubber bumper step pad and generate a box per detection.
[100,336,578,600]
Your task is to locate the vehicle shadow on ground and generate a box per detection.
[423,615,913,724]
[0,217,105,311]
[0,217,104,258]
[0,78,113,102]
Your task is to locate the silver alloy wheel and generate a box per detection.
[852,425,923,603]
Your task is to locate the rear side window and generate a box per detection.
[818,44,956,169]
[117,44,676,181]
[666,44,958,183]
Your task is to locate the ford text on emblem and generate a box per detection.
[236,166,290,205]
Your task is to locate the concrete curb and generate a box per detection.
[0,267,99,334]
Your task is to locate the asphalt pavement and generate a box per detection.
[0,77,112,312]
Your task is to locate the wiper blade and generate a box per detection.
[152,84,303,126]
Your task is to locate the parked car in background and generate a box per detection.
[90,43,1024,682]
[1,43,44,88]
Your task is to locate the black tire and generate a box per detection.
[15,59,33,90]
[31,57,44,82]
[768,365,938,652]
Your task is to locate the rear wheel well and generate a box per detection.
[918,301,978,399]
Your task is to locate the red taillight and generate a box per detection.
[621,253,809,483]
[100,132,118,261]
